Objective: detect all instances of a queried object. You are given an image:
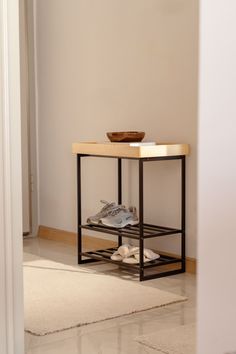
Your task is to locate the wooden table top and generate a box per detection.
[72,142,190,159]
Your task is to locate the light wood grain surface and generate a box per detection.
[72,142,190,158]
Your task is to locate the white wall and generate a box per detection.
[35,0,198,257]
[198,1,236,353]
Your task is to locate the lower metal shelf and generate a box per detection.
[80,247,183,271]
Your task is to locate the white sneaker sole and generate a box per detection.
[101,219,139,229]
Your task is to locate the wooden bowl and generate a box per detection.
[107,131,145,143]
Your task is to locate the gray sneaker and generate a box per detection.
[100,207,139,228]
[87,200,125,225]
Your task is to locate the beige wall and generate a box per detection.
[35,0,198,257]
[198,0,236,352]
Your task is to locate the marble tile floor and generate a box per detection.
[23,237,196,354]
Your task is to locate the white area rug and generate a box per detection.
[135,323,196,354]
[24,254,187,336]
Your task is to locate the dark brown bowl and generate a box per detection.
[107,131,145,143]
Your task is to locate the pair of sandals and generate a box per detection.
[111,244,160,264]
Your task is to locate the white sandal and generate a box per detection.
[122,257,139,264]
[111,251,123,261]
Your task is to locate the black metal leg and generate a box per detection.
[181,156,186,272]
[77,155,82,264]
[118,158,122,247]
[139,159,144,281]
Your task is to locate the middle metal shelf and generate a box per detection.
[80,223,182,240]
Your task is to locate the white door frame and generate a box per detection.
[26,0,40,237]
[0,0,24,353]
[20,0,39,238]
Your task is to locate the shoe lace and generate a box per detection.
[99,200,126,216]
[100,200,115,212]
[108,206,126,216]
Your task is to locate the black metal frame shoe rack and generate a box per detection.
[76,153,186,281]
